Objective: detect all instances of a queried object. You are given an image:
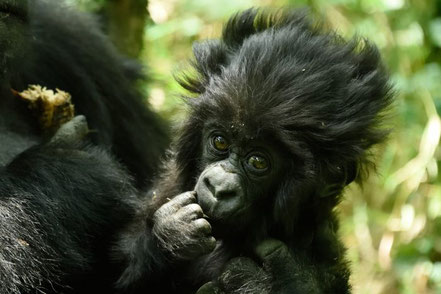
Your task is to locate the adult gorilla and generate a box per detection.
[0,0,168,293]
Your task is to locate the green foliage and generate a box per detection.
[65,0,107,11]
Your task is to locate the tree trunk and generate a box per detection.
[103,0,149,58]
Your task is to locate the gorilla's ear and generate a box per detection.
[315,160,358,199]
[329,161,358,186]
[176,40,227,95]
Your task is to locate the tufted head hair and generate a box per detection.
[171,8,393,235]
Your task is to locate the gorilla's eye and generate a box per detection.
[212,135,229,152]
[247,155,268,170]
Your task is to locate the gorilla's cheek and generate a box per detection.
[194,164,246,220]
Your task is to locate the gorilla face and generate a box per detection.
[194,122,286,226]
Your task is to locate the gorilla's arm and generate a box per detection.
[197,239,350,294]
[115,192,216,292]
[0,119,137,293]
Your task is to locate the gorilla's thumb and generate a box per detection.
[255,238,296,278]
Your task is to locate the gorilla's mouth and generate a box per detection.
[0,1,26,21]
[195,182,244,221]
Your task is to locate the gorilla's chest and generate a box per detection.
[0,129,39,165]
[184,242,233,287]
[0,98,40,165]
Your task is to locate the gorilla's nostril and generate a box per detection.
[203,177,215,195]
[215,190,236,199]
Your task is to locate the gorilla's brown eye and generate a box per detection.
[212,135,229,151]
[247,155,268,170]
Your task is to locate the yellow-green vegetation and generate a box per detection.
[75,0,441,293]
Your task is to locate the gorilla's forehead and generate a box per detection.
[202,118,263,145]
[195,84,295,147]
[193,92,309,158]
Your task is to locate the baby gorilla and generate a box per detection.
[115,8,393,294]
[151,191,216,261]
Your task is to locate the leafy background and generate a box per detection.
[68,0,441,293]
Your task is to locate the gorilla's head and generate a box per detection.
[171,9,392,237]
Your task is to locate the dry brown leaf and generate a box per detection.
[12,85,75,133]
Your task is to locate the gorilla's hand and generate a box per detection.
[152,192,216,260]
[48,115,89,146]
[208,257,272,294]
[197,239,304,294]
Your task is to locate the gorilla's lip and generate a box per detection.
[195,186,244,220]
[0,1,27,21]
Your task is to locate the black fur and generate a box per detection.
[116,8,393,294]
[0,0,168,293]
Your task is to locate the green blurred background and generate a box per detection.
[68,0,441,293]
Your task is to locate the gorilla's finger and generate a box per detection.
[199,236,216,254]
[255,239,295,277]
[159,191,196,214]
[255,239,287,258]
[50,115,89,145]
[196,282,222,294]
[193,218,212,235]
[178,203,203,220]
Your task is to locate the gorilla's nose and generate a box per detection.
[201,165,242,200]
